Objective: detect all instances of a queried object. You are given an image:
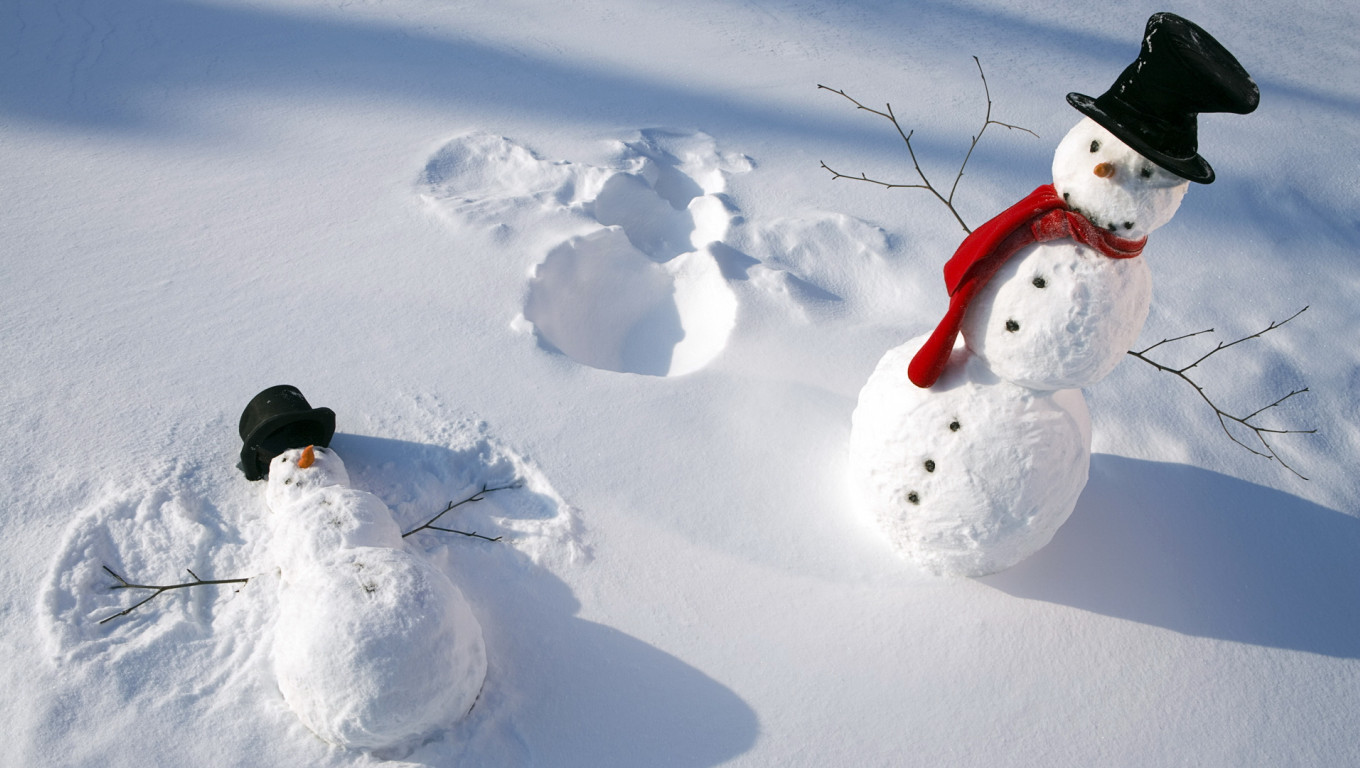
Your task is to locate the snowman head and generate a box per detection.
[266,445,351,508]
[1052,117,1190,240]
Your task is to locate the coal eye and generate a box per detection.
[1140,166,1153,179]
[1089,140,1100,153]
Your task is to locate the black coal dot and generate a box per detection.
[1005,319,1020,332]
[1032,276,1046,289]
[907,492,920,505]
[924,460,936,473]
[949,420,960,432]
[1089,140,1100,153]
[1062,192,1070,202]
[1107,222,1117,232]
[1123,221,1134,230]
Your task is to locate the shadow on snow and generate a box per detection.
[982,454,1360,659]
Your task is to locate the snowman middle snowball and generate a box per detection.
[960,119,1187,391]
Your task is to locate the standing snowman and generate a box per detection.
[239,386,487,751]
[849,13,1259,576]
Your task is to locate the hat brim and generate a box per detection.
[1067,92,1215,184]
[239,407,336,481]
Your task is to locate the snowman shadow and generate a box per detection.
[330,433,759,766]
[980,455,1360,658]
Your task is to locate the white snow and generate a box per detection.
[7,1,1360,766]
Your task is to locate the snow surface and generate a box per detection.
[5,0,1360,765]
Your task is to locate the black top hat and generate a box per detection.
[238,385,336,481]
[1067,12,1259,184]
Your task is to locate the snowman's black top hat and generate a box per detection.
[238,385,335,481]
[1067,12,1258,184]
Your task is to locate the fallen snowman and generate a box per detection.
[267,443,487,751]
[849,13,1259,576]
[241,386,487,751]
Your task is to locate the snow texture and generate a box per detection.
[7,1,1360,766]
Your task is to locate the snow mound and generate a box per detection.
[733,212,901,319]
[420,132,609,222]
[424,130,748,377]
[524,230,737,376]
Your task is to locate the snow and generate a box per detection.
[5,0,1360,765]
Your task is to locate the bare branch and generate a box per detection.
[818,58,1037,235]
[1133,327,1216,356]
[1127,307,1315,479]
[947,57,1040,206]
[818,161,931,192]
[401,482,521,540]
[100,566,249,624]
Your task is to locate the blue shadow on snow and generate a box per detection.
[331,433,760,767]
[981,454,1360,659]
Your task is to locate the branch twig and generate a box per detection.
[401,483,521,541]
[1127,306,1315,479]
[818,57,1037,235]
[100,566,249,624]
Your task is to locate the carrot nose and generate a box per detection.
[1093,162,1116,179]
[297,445,315,469]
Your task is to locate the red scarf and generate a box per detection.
[906,184,1146,388]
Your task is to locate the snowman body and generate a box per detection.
[850,118,1188,576]
[960,239,1152,390]
[266,446,487,751]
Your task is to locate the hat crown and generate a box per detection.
[1068,13,1258,184]
[238,385,336,481]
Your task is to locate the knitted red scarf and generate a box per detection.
[906,184,1146,388]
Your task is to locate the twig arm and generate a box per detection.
[100,566,250,624]
[1127,307,1314,478]
[401,482,520,540]
[818,59,1037,236]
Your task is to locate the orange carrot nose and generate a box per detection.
[297,445,315,469]
[1093,162,1116,179]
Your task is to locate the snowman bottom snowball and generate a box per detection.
[272,547,488,751]
[849,336,1092,576]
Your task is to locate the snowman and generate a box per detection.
[267,444,488,751]
[237,386,487,751]
[849,14,1258,576]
